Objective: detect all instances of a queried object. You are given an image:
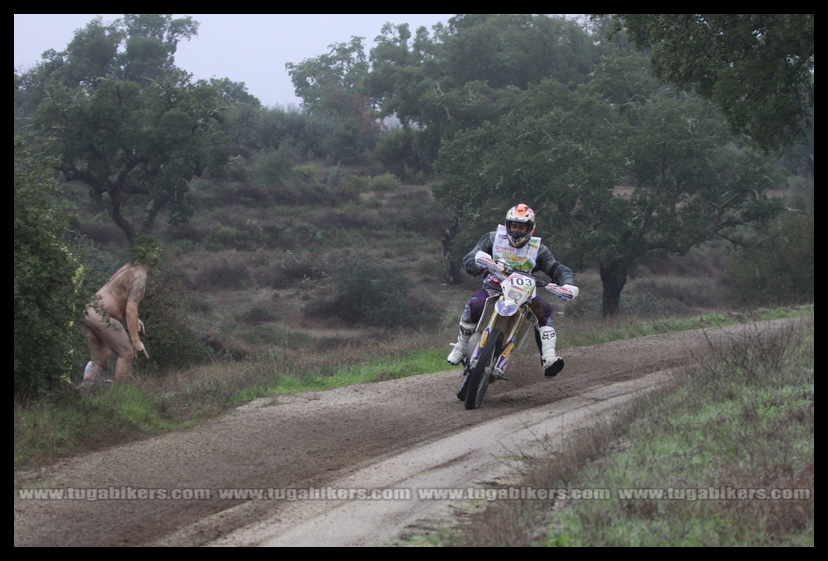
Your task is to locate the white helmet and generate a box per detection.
[504,204,536,248]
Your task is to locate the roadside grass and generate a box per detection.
[559,305,813,348]
[13,334,449,470]
[14,305,812,474]
[438,316,814,547]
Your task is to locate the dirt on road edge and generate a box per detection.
[14,318,808,547]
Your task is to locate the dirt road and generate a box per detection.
[13,318,802,547]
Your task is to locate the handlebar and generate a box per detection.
[477,252,575,301]
[500,264,575,301]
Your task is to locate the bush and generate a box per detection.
[14,135,89,396]
[327,127,357,164]
[238,308,277,325]
[374,128,413,176]
[137,267,207,375]
[374,128,430,180]
[253,144,295,187]
[304,258,439,328]
[367,173,401,192]
[723,180,814,307]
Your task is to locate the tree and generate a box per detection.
[366,15,601,166]
[20,15,230,246]
[286,36,383,163]
[287,36,369,115]
[604,14,814,152]
[436,54,784,317]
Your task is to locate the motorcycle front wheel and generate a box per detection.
[464,328,503,410]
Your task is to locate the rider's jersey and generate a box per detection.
[482,224,540,287]
[462,225,575,290]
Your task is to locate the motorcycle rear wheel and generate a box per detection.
[464,328,503,410]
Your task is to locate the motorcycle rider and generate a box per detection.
[446,203,579,378]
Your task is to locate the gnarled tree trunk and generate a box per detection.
[600,260,628,318]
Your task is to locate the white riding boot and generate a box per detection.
[447,321,476,366]
[537,326,564,378]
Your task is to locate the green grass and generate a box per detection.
[14,306,812,477]
[14,383,181,468]
[226,347,447,401]
[438,316,814,547]
[563,305,814,348]
[13,343,449,470]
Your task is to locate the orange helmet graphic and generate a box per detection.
[504,204,536,248]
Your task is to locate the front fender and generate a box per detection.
[495,298,519,316]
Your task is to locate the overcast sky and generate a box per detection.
[14,13,453,109]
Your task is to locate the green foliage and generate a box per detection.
[366,173,401,192]
[252,144,295,187]
[442,15,599,89]
[436,53,785,317]
[287,36,369,114]
[608,14,814,152]
[374,128,427,180]
[131,234,164,268]
[137,267,207,375]
[304,259,439,328]
[723,179,814,307]
[19,15,230,245]
[222,103,335,159]
[14,136,89,396]
[286,37,381,163]
[365,15,600,165]
[322,116,364,164]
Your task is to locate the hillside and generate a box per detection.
[65,156,732,369]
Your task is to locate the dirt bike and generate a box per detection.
[456,264,574,410]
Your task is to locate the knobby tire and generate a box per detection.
[464,328,503,410]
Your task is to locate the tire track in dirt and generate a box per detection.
[206,369,682,547]
[13,318,805,547]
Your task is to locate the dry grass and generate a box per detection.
[441,318,814,547]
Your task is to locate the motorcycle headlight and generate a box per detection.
[506,288,526,302]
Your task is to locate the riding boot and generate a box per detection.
[536,326,564,378]
[446,321,476,366]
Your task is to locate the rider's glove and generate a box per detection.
[474,251,504,273]
[546,283,579,302]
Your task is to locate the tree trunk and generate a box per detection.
[108,185,136,247]
[600,260,628,318]
[442,214,462,284]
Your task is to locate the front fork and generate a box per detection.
[466,301,533,380]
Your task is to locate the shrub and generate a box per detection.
[242,325,313,348]
[253,144,295,188]
[374,128,429,180]
[137,267,207,375]
[304,258,439,328]
[374,128,413,175]
[270,256,326,289]
[238,308,277,325]
[322,118,362,164]
[14,135,89,396]
[722,180,814,307]
[367,173,401,192]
